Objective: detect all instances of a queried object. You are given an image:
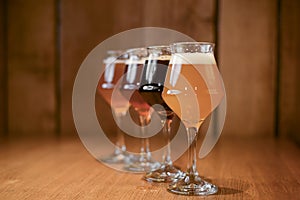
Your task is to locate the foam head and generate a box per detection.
[170,53,216,65]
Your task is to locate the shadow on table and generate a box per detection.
[217,186,243,195]
[213,178,250,196]
[135,177,251,198]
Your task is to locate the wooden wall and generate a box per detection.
[219,0,277,136]
[279,0,300,141]
[60,0,115,135]
[5,0,57,137]
[1,0,299,141]
[0,1,6,137]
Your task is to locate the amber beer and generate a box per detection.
[164,42,220,195]
[97,52,129,113]
[120,49,151,117]
[162,52,223,127]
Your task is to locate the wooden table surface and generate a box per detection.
[0,136,299,200]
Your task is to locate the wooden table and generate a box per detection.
[0,136,299,199]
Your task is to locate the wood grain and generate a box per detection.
[0,1,6,137]
[143,0,216,42]
[0,136,299,199]
[279,0,300,142]
[7,0,56,136]
[112,0,143,33]
[112,0,216,43]
[219,0,278,136]
[60,0,115,136]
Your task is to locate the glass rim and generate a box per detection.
[147,45,170,50]
[170,41,215,47]
[126,47,147,54]
[147,45,171,56]
[170,42,215,54]
[105,50,128,60]
[107,50,124,55]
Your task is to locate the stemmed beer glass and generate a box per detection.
[138,45,183,182]
[120,47,159,172]
[97,50,131,164]
[162,42,224,195]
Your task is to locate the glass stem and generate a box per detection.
[114,111,126,153]
[162,118,173,166]
[186,127,199,176]
[139,114,151,161]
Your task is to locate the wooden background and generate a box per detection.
[0,0,299,142]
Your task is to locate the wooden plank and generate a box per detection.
[112,0,216,41]
[279,0,300,143]
[60,0,116,135]
[143,0,216,42]
[112,0,143,33]
[7,0,56,136]
[219,0,277,136]
[0,137,299,199]
[0,1,6,137]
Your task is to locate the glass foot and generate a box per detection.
[100,153,130,164]
[167,174,218,196]
[124,159,160,172]
[144,164,184,182]
[100,148,132,164]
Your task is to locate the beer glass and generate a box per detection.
[97,50,131,164]
[162,42,224,195]
[120,47,159,172]
[139,45,183,182]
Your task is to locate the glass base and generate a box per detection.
[100,148,133,164]
[167,174,218,196]
[100,153,130,164]
[124,159,160,173]
[144,164,184,182]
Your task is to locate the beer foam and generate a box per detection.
[170,53,216,65]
